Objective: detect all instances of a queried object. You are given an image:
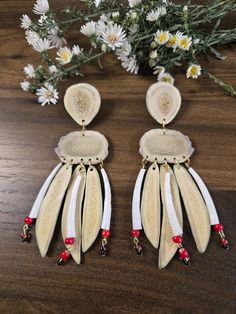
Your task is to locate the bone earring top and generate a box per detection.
[140,82,194,164]
[146,82,181,125]
[56,83,108,165]
[64,83,101,126]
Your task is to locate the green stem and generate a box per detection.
[47,51,105,83]
[61,8,120,24]
[205,70,236,96]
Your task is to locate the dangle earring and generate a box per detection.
[20,83,112,265]
[131,82,229,268]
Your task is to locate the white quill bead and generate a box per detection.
[29,163,63,218]
[67,175,82,238]
[100,168,112,230]
[188,167,219,225]
[164,171,183,236]
[132,168,146,230]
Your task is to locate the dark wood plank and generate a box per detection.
[0,1,235,313]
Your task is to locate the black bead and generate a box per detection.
[223,243,229,249]
[135,245,143,256]
[57,258,64,266]
[183,259,191,266]
[101,244,107,256]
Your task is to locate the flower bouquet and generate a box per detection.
[21,0,236,105]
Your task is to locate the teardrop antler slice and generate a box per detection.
[64,83,101,126]
[159,165,183,269]
[173,164,210,253]
[146,82,181,125]
[141,163,160,248]
[82,166,103,253]
[61,165,86,264]
[36,164,72,257]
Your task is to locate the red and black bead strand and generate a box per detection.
[132,229,143,255]
[213,224,229,249]
[57,237,75,265]
[101,230,110,256]
[172,235,190,265]
[20,216,35,243]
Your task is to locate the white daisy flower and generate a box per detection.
[158,72,175,84]
[146,10,160,22]
[166,31,183,49]
[112,11,120,18]
[186,64,201,79]
[116,41,139,74]
[94,0,103,7]
[159,6,167,16]
[154,30,170,45]
[116,40,132,58]
[72,45,81,56]
[33,0,49,15]
[48,65,58,74]
[128,0,142,8]
[178,35,192,51]
[149,50,158,59]
[121,55,139,74]
[80,21,97,37]
[56,47,73,65]
[36,83,59,106]
[25,30,40,46]
[20,15,32,29]
[38,14,47,25]
[48,26,66,48]
[193,38,200,44]
[24,64,35,78]
[20,81,30,91]
[153,65,165,75]
[101,23,126,50]
[126,10,138,20]
[32,38,54,52]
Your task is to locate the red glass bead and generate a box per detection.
[101,230,110,238]
[24,216,34,225]
[179,248,189,259]
[172,235,182,244]
[213,224,223,232]
[59,250,70,262]
[131,229,140,237]
[65,237,75,245]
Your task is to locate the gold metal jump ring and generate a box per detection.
[82,125,86,136]
[174,158,181,169]
[164,159,169,171]
[142,157,147,168]
[162,118,166,135]
[185,158,190,168]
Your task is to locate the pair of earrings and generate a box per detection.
[20,82,229,268]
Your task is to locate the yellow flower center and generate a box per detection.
[168,35,177,46]
[108,34,117,43]
[159,33,167,43]
[161,76,171,83]
[190,67,198,76]
[46,91,53,99]
[179,37,189,49]
[61,51,71,62]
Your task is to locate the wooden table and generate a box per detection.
[0,1,235,313]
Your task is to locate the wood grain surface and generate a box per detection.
[0,1,236,313]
